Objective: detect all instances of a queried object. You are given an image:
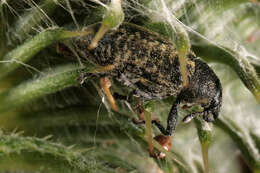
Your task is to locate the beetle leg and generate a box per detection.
[164,99,180,136]
[130,97,181,136]
[79,64,115,85]
[92,64,115,73]
[100,77,118,111]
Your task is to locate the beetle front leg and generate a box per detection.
[164,99,180,136]
[151,99,180,159]
[143,98,180,136]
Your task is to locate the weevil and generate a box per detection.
[67,22,222,137]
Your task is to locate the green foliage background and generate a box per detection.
[0,0,260,172]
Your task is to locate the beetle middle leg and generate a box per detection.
[81,64,119,111]
[100,77,118,111]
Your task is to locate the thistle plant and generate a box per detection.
[0,0,260,173]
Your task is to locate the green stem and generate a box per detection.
[0,63,96,113]
[194,117,212,173]
[95,148,163,173]
[89,0,124,49]
[193,44,260,104]
[143,110,154,155]
[11,0,65,42]
[0,28,91,79]
[0,131,93,172]
[174,21,191,87]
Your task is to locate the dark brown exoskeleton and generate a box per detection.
[69,23,222,137]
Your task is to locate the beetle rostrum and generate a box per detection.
[71,23,222,136]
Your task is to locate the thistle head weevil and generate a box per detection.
[63,22,222,138]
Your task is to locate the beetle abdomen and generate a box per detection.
[75,23,196,99]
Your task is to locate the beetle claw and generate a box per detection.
[152,135,171,159]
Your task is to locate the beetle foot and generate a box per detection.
[151,135,171,159]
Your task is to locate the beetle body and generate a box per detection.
[73,23,222,136]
